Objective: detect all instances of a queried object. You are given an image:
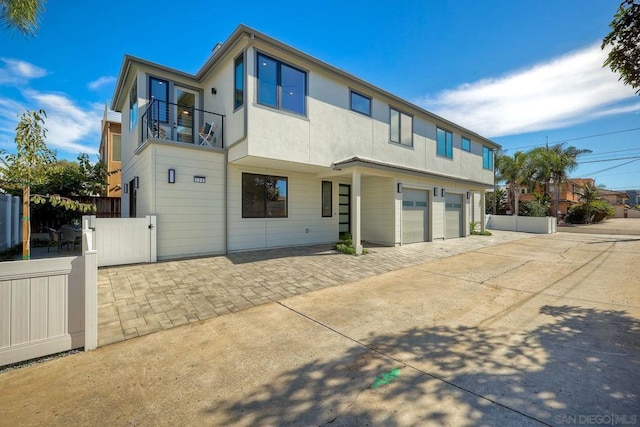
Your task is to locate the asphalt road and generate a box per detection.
[1,230,638,426]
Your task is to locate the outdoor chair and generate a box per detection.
[198,122,216,147]
[59,225,79,251]
[148,122,168,140]
[46,227,60,252]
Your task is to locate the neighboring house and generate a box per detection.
[111,25,499,260]
[520,178,596,217]
[624,189,640,207]
[99,105,122,197]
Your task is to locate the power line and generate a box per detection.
[503,127,640,152]
[582,158,640,176]
[579,155,640,164]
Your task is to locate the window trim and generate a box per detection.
[128,80,137,132]
[322,181,333,217]
[242,172,289,218]
[256,52,307,116]
[234,53,244,110]
[350,90,371,116]
[461,136,471,152]
[149,76,170,124]
[389,107,413,147]
[437,127,453,159]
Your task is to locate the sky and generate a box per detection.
[0,0,638,191]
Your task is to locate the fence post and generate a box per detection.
[3,194,10,249]
[83,231,98,350]
[148,215,157,262]
[12,196,20,246]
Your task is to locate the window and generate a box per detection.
[461,137,471,152]
[350,90,371,116]
[257,53,306,115]
[242,173,288,218]
[322,181,332,217]
[129,80,137,132]
[112,134,121,162]
[437,128,453,158]
[149,77,169,123]
[483,146,494,170]
[390,107,412,146]
[234,54,244,109]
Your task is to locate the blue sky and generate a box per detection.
[0,0,638,190]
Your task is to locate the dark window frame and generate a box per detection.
[234,54,244,110]
[322,181,332,217]
[461,136,471,152]
[437,127,453,159]
[149,76,169,123]
[389,107,413,147]
[257,52,307,116]
[242,173,289,218]
[350,90,371,116]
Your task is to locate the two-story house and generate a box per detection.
[111,25,499,260]
[99,105,122,198]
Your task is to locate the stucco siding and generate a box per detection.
[361,176,395,245]
[227,165,337,251]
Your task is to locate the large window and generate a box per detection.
[257,53,306,115]
[149,77,169,122]
[234,54,244,109]
[390,107,412,147]
[461,136,471,152]
[437,127,453,158]
[350,90,371,116]
[112,134,121,162]
[483,146,494,170]
[242,173,288,218]
[322,181,332,217]
[128,80,137,132]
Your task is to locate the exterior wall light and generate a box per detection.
[433,187,438,197]
[123,183,128,194]
[133,176,139,189]
[441,188,446,197]
[168,168,176,184]
[467,192,471,199]
[397,182,403,193]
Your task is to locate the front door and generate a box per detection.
[174,86,198,143]
[339,184,350,239]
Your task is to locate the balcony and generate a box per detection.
[141,99,224,148]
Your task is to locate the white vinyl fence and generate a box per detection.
[0,194,21,250]
[486,214,557,234]
[0,231,97,367]
[83,215,157,267]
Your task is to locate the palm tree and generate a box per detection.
[575,183,600,223]
[0,0,45,35]
[527,144,591,216]
[495,151,528,215]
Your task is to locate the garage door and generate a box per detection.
[402,189,428,244]
[445,193,463,239]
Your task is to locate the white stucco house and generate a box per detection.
[111,24,499,260]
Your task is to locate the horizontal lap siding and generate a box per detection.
[228,165,337,251]
[361,177,394,245]
[154,146,226,259]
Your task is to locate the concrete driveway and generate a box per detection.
[1,231,638,426]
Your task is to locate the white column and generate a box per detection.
[480,191,486,232]
[352,169,362,255]
[83,231,98,351]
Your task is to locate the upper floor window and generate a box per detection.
[461,136,471,151]
[112,134,121,162]
[437,127,453,158]
[234,54,244,109]
[390,107,412,147]
[350,90,371,116]
[483,146,494,170]
[149,77,169,123]
[257,53,306,115]
[129,80,137,132]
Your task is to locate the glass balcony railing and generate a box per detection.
[141,99,224,148]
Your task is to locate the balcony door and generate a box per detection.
[174,86,199,143]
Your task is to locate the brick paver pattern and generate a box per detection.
[98,231,530,346]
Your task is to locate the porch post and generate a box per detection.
[480,190,486,233]
[352,168,363,255]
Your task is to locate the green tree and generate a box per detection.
[602,0,640,94]
[495,151,528,215]
[0,0,46,35]
[575,183,600,223]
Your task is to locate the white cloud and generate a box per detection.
[18,90,102,155]
[0,58,48,84]
[88,75,116,91]
[417,43,639,138]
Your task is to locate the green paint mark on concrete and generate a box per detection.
[372,368,401,389]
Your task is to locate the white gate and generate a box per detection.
[83,215,157,267]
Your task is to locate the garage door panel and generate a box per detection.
[402,189,428,244]
[445,193,463,239]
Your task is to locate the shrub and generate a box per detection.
[564,200,614,224]
[519,200,548,217]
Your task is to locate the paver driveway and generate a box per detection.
[2,230,638,425]
[98,231,529,346]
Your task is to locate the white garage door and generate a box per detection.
[445,193,463,239]
[402,189,428,244]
